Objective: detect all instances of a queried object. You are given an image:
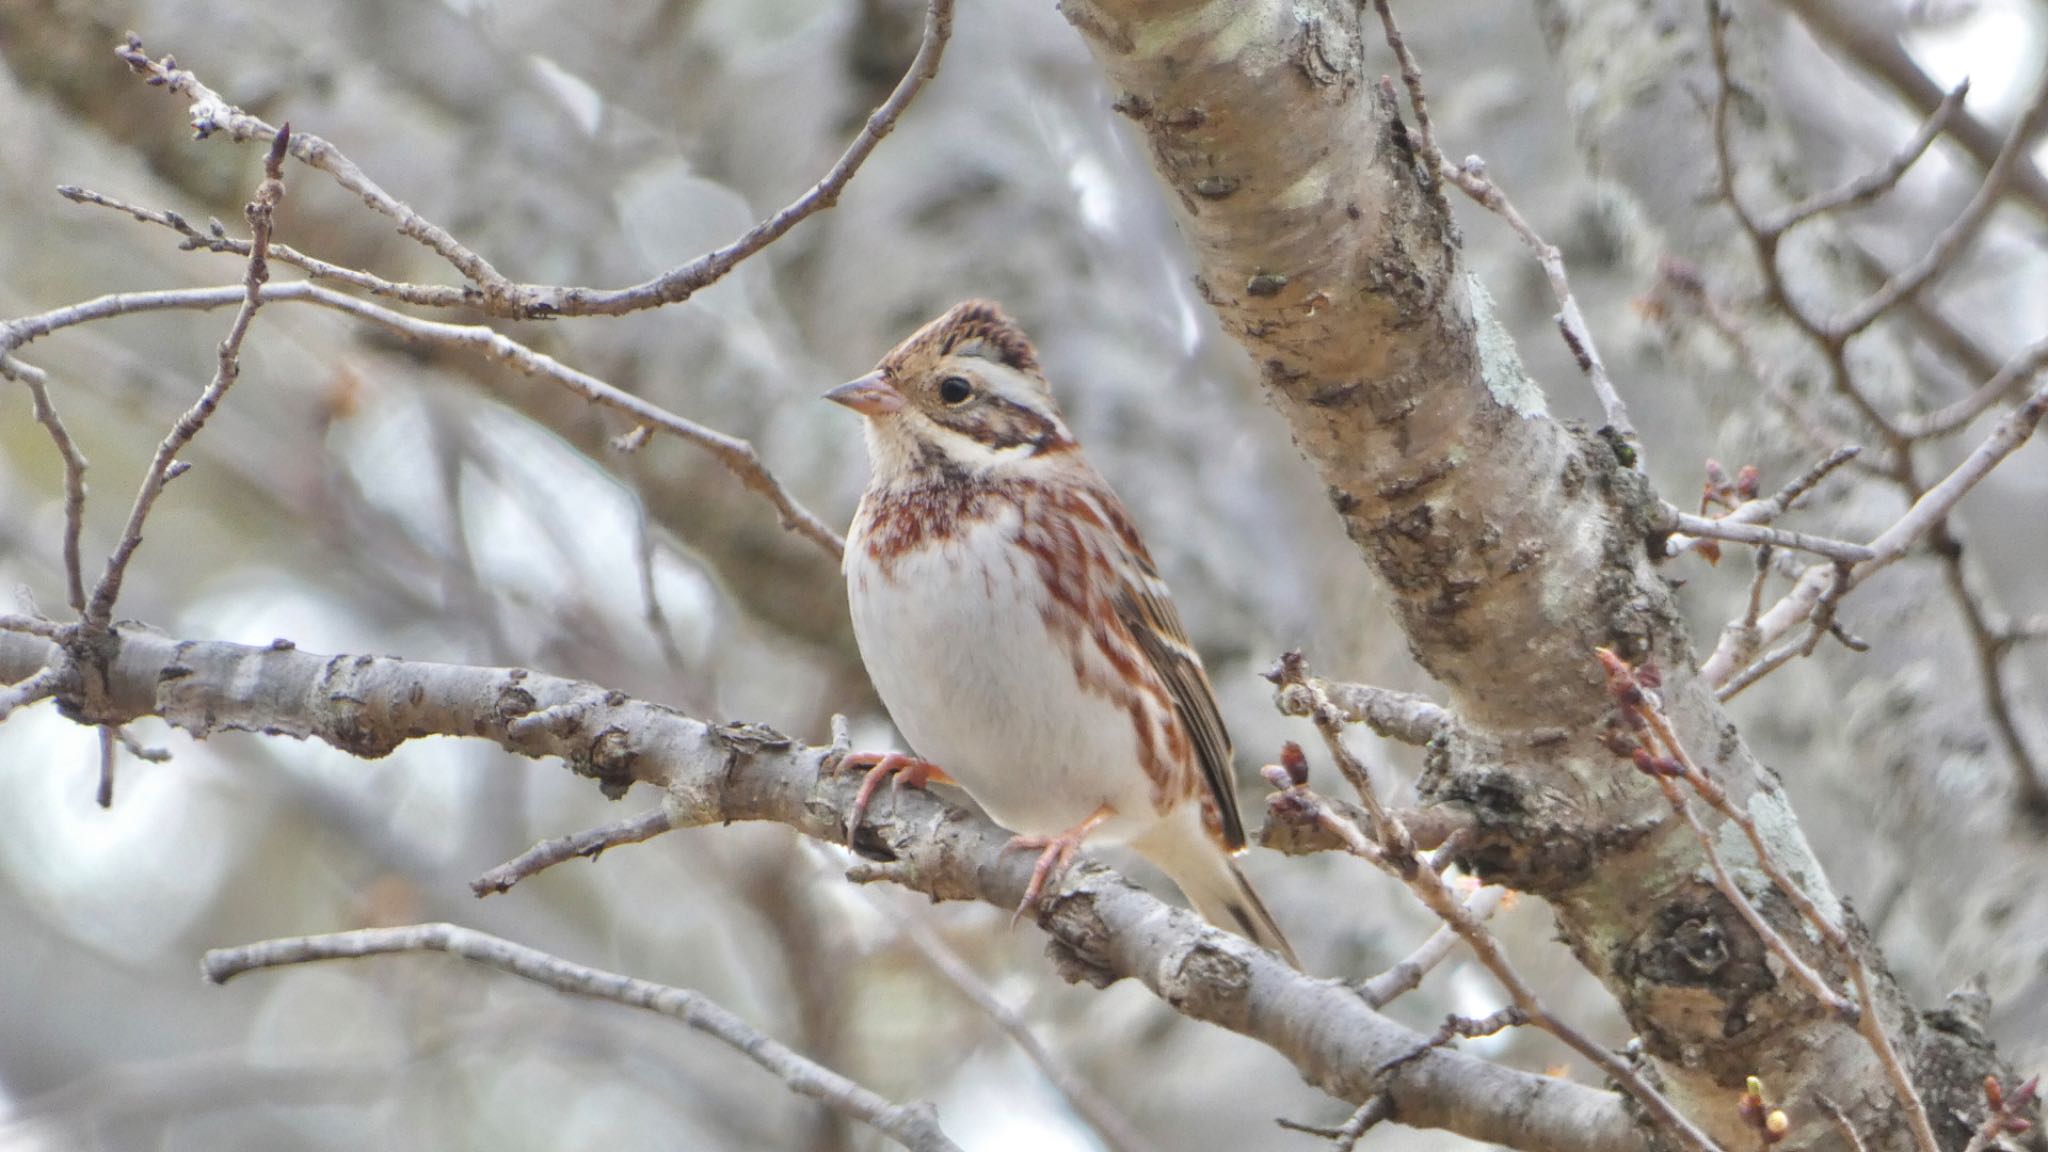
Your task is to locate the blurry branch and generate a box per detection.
[111,0,952,318]
[1902,333,2048,438]
[1693,0,2048,814]
[0,280,843,558]
[892,913,1162,1152]
[1358,884,1507,1009]
[0,626,1648,1152]
[1263,653,1718,1152]
[1767,79,1967,233]
[1597,651,1939,1152]
[471,806,677,896]
[1774,0,2048,224]
[1277,1095,1392,1152]
[202,923,964,1152]
[0,357,88,611]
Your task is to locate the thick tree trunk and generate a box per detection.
[1056,0,2011,1146]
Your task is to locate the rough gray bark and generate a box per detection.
[0,626,1642,1152]
[1056,0,2015,1146]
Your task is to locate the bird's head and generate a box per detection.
[826,300,1076,485]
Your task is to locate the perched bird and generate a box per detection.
[827,300,1296,966]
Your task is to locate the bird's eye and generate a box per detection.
[937,375,973,406]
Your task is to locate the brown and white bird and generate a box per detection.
[827,300,1296,966]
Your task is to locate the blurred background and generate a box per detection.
[1,0,2044,1148]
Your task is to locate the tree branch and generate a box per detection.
[202,923,964,1152]
[0,625,1647,1152]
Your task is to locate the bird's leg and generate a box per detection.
[1005,804,1116,924]
[839,751,954,842]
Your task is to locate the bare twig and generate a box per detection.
[1766,80,1969,233]
[1443,155,1633,442]
[1776,0,2048,223]
[1267,773,1716,1152]
[201,923,963,1152]
[0,357,89,611]
[84,125,290,625]
[1369,0,1445,202]
[1269,654,1715,1152]
[56,184,441,306]
[894,915,1161,1152]
[0,281,843,559]
[1271,673,1448,747]
[0,665,64,721]
[112,1,954,318]
[1277,1096,1393,1152]
[1359,885,1508,1008]
[1903,333,2048,438]
[1602,651,1940,1152]
[1662,507,1874,564]
[1817,1096,1870,1152]
[471,807,678,896]
[1827,72,2048,341]
[1705,381,2048,691]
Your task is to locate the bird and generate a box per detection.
[826,299,1296,966]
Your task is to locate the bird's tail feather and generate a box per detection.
[1136,810,1299,969]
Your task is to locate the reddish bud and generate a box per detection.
[1279,741,1310,787]
[1736,465,1761,500]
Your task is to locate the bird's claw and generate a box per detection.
[840,751,949,844]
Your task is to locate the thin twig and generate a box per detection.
[471,807,678,896]
[1270,654,1716,1152]
[83,125,290,625]
[895,915,1161,1152]
[1276,1094,1394,1152]
[112,2,953,318]
[1271,674,1448,747]
[1663,508,1874,563]
[56,184,440,306]
[1369,0,1445,204]
[0,665,64,721]
[1817,1097,1870,1152]
[1766,80,1969,234]
[1359,885,1507,1008]
[1776,0,2048,223]
[1903,333,2048,438]
[201,924,963,1152]
[1270,777,1717,1152]
[1604,652,1940,1152]
[1827,71,2048,341]
[1705,380,2048,690]
[0,357,89,611]
[1,281,844,559]
[1442,154,1634,442]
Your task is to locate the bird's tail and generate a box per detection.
[1135,809,1299,969]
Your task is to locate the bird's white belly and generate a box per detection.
[847,511,1159,840]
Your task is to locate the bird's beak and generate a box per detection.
[823,372,904,417]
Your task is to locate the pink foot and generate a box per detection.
[1003,804,1116,924]
[840,751,952,843]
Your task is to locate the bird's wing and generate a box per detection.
[1114,573,1244,851]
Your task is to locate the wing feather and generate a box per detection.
[1113,574,1244,851]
